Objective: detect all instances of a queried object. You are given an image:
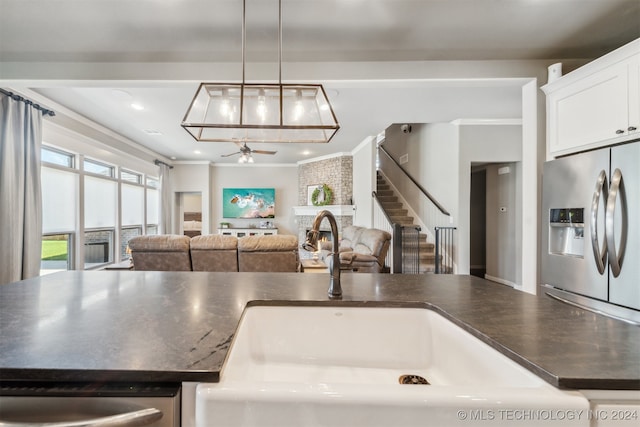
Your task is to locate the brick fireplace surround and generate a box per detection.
[296,155,354,254]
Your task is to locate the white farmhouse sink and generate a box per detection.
[196,305,589,426]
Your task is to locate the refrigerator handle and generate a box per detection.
[606,168,627,278]
[590,170,608,275]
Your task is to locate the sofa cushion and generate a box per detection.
[238,235,298,252]
[191,234,237,250]
[339,252,378,264]
[129,234,191,252]
[237,235,299,272]
[129,234,192,271]
[190,235,238,272]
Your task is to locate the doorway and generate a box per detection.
[469,168,486,278]
[470,162,519,287]
[176,192,203,236]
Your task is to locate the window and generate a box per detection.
[42,146,74,168]
[121,182,144,261]
[41,234,73,276]
[120,227,142,261]
[121,170,142,184]
[42,167,77,233]
[41,161,77,275]
[146,186,159,233]
[84,158,115,177]
[40,143,161,272]
[84,230,114,268]
[84,175,116,268]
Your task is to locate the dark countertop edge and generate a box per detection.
[0,368,218,384]
[557,378,640,391]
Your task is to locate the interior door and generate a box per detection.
[608,142,640,310]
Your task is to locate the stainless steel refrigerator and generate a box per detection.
[541,141,639,323]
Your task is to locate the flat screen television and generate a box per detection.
[222,188,275,219]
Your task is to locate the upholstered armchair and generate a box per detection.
[238,235,299,272]
[338,226,391,273]
[128,235,192,271]
[190,235,238,272]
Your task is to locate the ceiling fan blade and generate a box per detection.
[221,151,241,157]
[251,150,277,155]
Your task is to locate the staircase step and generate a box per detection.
[377,196,398,203]
[419,242,435,252]
[377,189,394,197]
[390,216,414,224]
[419,253,438,262]
[380,202,403,209]
[386,208,408,216]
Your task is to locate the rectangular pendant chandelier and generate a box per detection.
[182,82,339,143]
[181,0,339,144]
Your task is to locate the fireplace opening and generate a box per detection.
[306,229,333,243]
[302,228,335,259]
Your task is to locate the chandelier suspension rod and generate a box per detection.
[278,0,282,85]
[278,0,283,126]
[240,0,246,125]
[242,0,245,85]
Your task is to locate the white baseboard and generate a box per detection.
[484,274,516,288]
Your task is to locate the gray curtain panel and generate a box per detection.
[0,93,43,285]
[158,162,172,234]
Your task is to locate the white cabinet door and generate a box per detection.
[628,60,640,137]
[549,62,629,154]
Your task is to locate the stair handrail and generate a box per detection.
[378,144,450,216]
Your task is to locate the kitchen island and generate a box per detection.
[0,271,639,390]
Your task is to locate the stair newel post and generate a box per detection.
[434,227,441,274]
[392,222,403,273]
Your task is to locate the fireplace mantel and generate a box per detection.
[293,205,355,217]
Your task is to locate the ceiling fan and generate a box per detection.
[221,142,277,163]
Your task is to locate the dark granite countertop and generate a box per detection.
[1,271,639,390]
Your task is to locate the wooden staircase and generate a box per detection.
[376,173,438,273]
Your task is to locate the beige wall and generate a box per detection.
[210,164,299,235]
[171,163,299,236]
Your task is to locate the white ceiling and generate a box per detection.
[1,0,639,164]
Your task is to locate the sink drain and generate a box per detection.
[399,374,430,385]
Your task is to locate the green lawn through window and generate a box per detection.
[42,240,68,261]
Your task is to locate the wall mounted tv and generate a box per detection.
[222,188,275,219]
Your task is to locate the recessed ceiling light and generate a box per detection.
[130,103,144,111]
[170,156,177,160]
[302,150,311,156]
[194,150,201,154]
[144,129,163,136]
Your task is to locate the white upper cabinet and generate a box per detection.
[543,39,640,157]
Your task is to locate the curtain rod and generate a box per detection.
[0,88,55,117]
[154,159,173,169]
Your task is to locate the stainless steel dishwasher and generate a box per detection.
[0,382,180,427]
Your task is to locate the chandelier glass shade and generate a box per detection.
[181,0,339,144]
